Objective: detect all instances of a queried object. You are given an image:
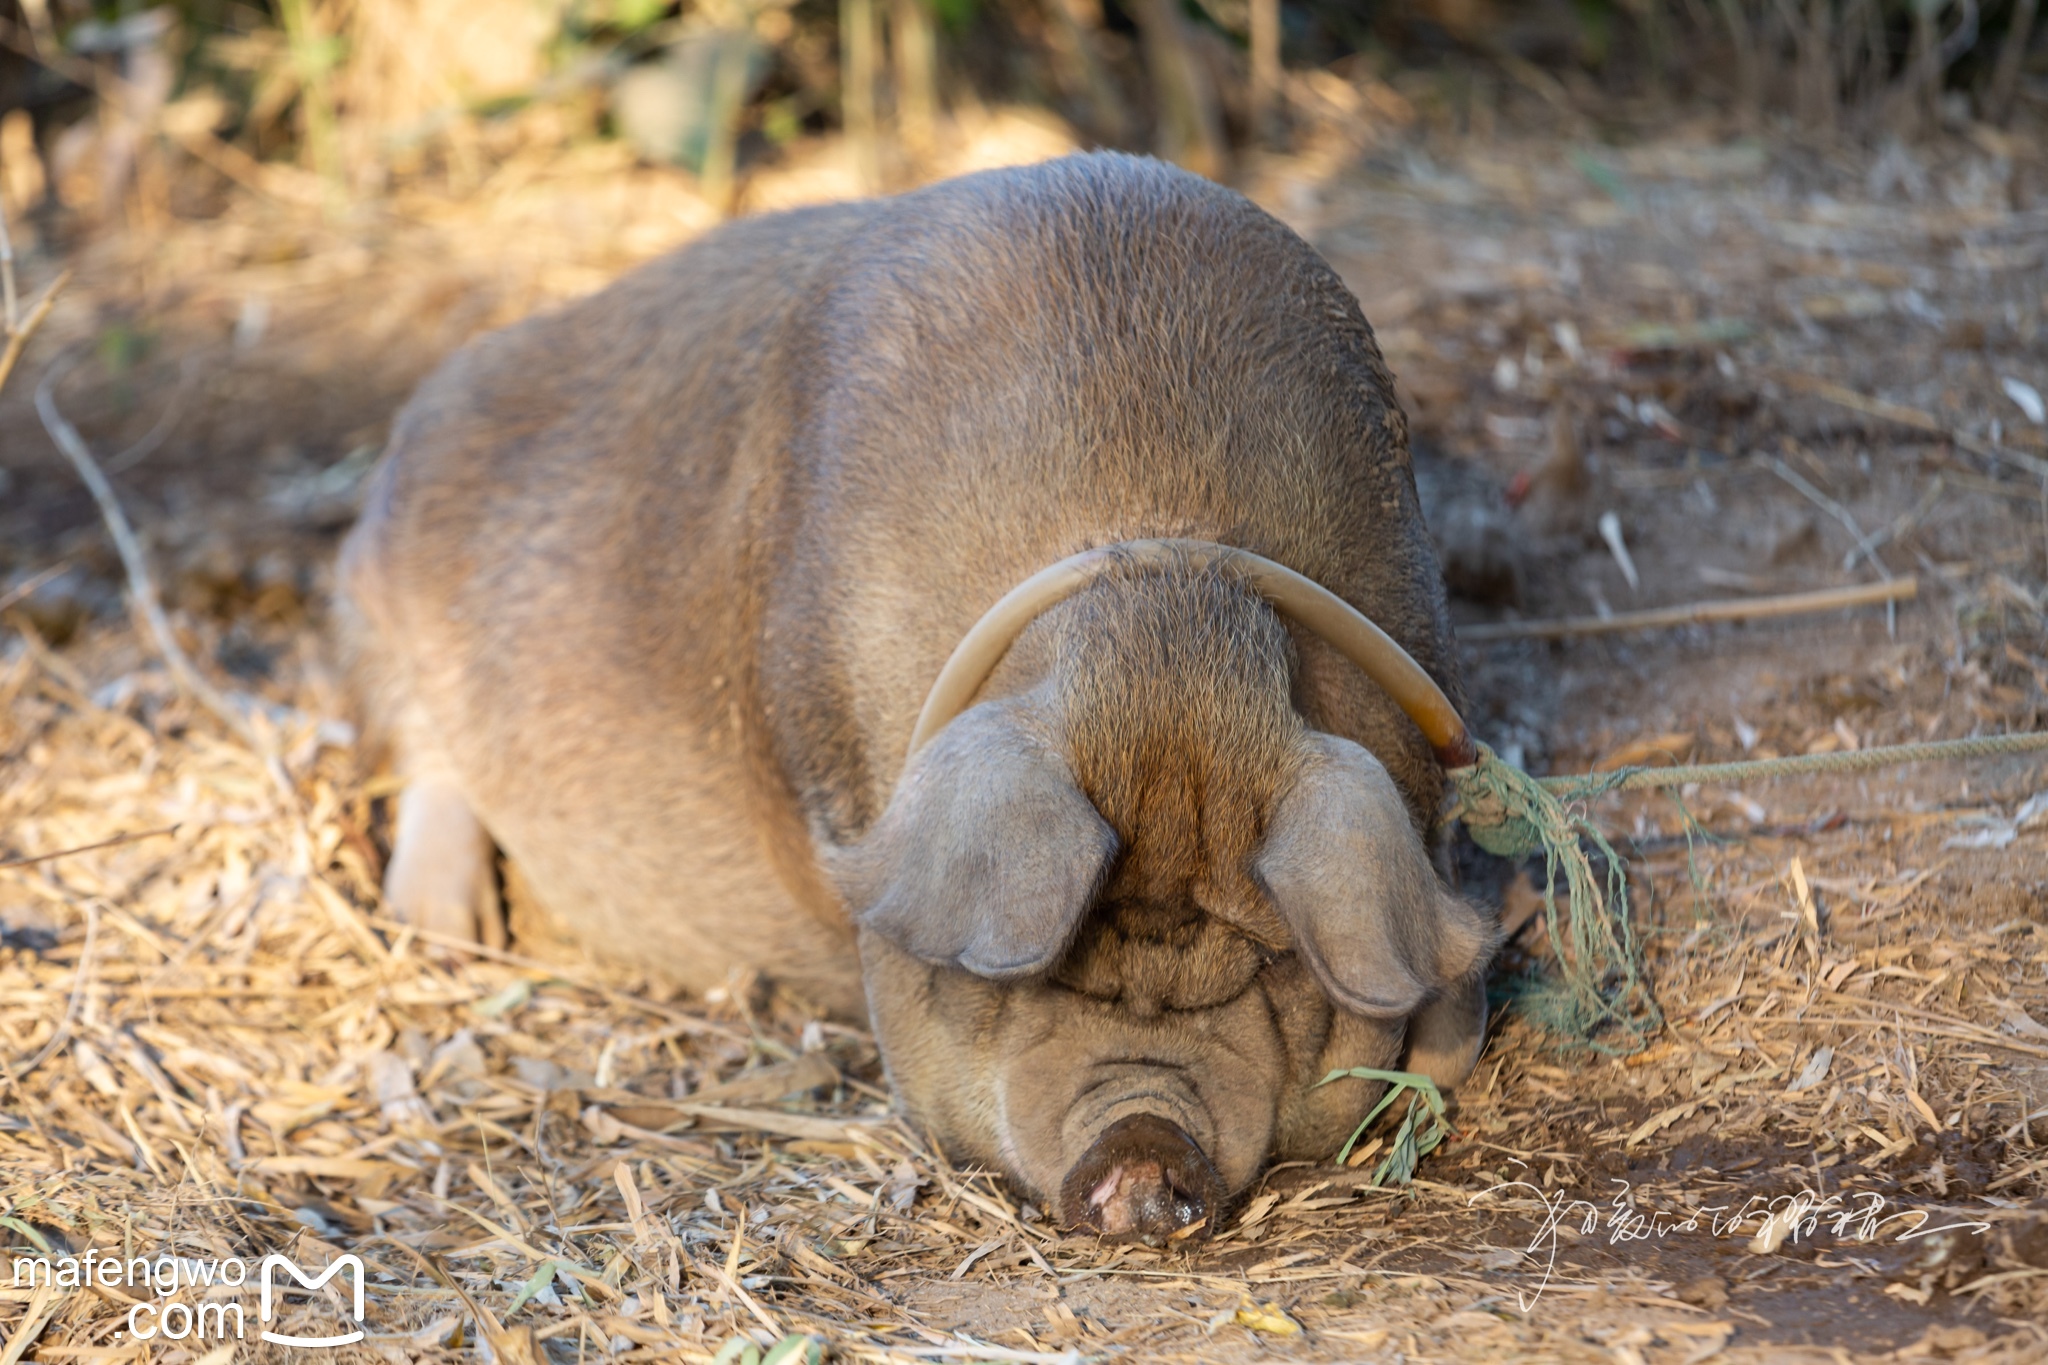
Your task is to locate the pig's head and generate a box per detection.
[826,566,1493,1242]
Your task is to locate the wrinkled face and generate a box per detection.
[856,928,1417,1239]
[825,576,1494,1241]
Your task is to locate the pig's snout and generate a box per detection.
[1058,1113,1225,1244]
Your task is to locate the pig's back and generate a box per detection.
[768,153,1459,838]
[353,196,872,670]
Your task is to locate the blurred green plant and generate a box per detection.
[22,1,2041,238]
[927,0,977,34]
[711,1333,825,1365]
[272,0,340,186]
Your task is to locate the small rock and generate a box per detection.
[582,1105,625,1144]
[290,1205,337,1236]
[511,1055,569,1091]
[1676,1275,1728,1309]
[1917,1324,1986,1357]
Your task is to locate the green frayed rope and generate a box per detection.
[1449,743,1660,1049]
[1447,731,2048,1052]
[1533,732,2048,795]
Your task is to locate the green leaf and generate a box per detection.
[1371,1094,1426,1187]
[1313,1065,1446,1113]
[614,0,671,30]
[1313,1066,1448,1166]
[928,0,978,33]
[762,1335,825,1365]
[1571,147,1632,207]
[473,979,533,1017]
[1314,1067,1452,1182]
[504,1260,572,1316]
[712,1337,763,1365]
[0,1217,54,1256]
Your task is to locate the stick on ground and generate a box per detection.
[1460,577,1917,641]
[0,267,72,395]
[1778,369,2048,478]
[0,824,181,870]
[0,195,17,333]
[34,350,264,752]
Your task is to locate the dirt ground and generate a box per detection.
[4,94,2048,1364]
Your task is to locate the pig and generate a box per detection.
[337,152,1497,1243]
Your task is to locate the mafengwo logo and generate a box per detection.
[12,1249,366,1348]
[258,1254,367,1347]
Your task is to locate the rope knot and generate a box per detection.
[1448,743,1661,1050]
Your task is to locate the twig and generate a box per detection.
[1768,456,1897,634]
[0,17,323,209]
[0,1046,56,1150]
[0,1281,60,1365]
[1956,1266,2048,1297]
[1597,511,1640,592]
[1746,1013,2048,1061]
[1541,730,2048,795]
[0,267,71,395]
[1846,478,1943,572]
[1769,457,1878,556]
[892,1347,1085,1364]
[702,1253,783,1340]
[1777,369,2048,479]
[11,898,99,1080]
[35,349,263,754]
[2002,1106,2048,1143]
[107,353,199,473]
[168,126,326,207]
[1986,0,2040,124]
[0,560,71,615]
[675,1103,881,1144]
[1487,43,1583,126]
[1777,370,1952,436]
[1461,578,1917,641]
[0,824,181,871]
[0,194,16,334]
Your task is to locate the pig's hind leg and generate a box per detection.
[337,510,506,952]
[384,772,507,951]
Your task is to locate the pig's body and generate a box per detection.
[341,153,1493,1238]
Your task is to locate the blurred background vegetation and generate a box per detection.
[0,0,2043,244]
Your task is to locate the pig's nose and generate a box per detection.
[1058,1113,1225,1244]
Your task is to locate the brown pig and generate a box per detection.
[338,152,1497,1243]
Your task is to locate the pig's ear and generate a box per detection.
[825,700,1117,980]
[1254,733,1495,1020]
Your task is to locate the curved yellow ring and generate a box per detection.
[905,538,1477,770]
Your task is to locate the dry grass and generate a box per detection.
[3,618,2046,1362]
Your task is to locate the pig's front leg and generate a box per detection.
[384,774,506,950]
[1404,973,1488,1089]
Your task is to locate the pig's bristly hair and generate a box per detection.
[1052,557,1298,930]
